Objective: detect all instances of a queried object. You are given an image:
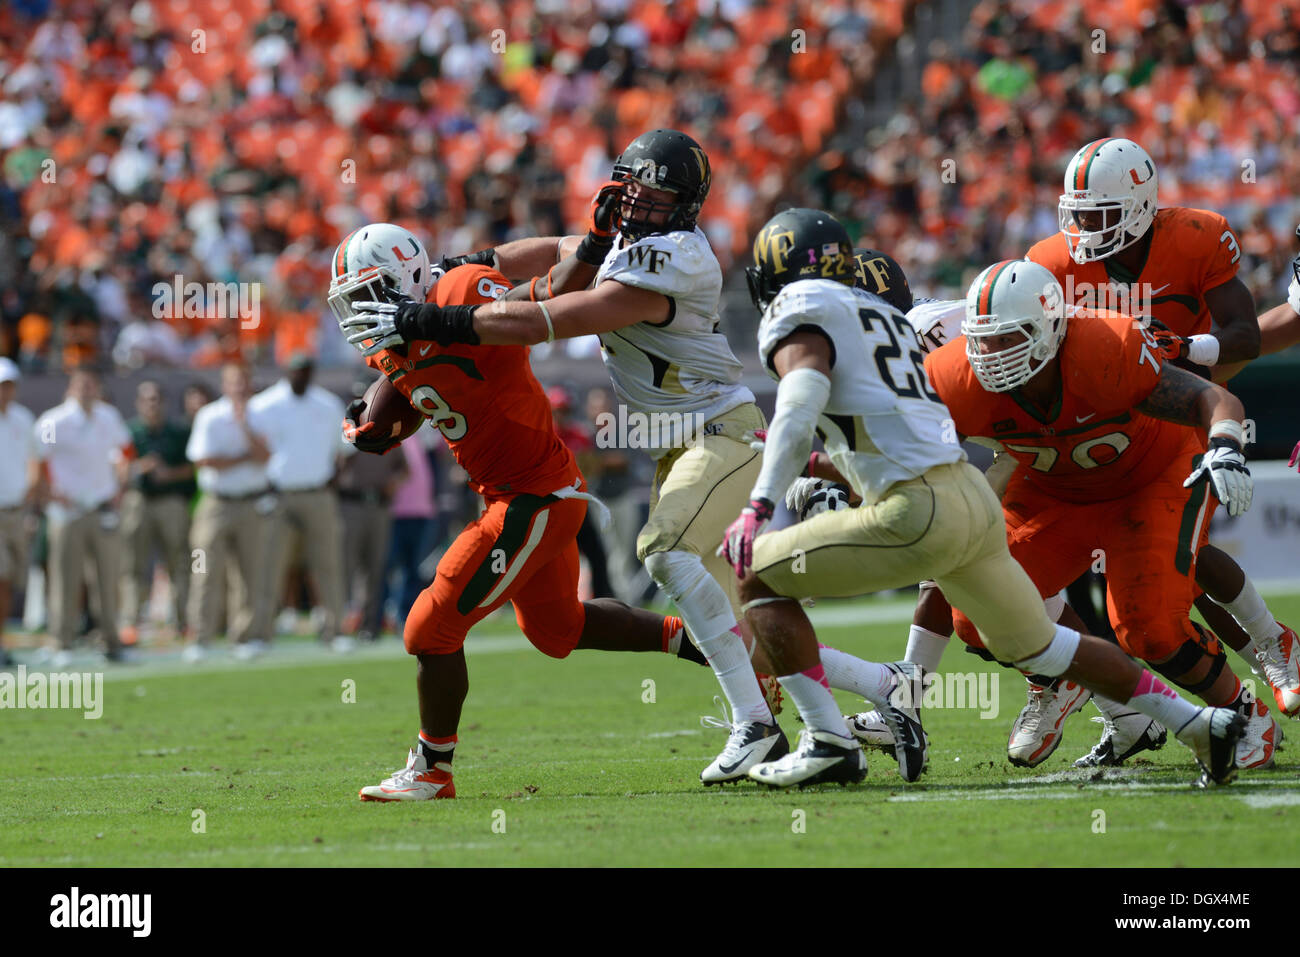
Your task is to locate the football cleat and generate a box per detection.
[1175,707,1246,787]
[1074,712,1166,768]
[1254,624,1300,716]
[700,697,789,785]
[747,728,866,789]
[879,661,929,782]
[359,749,455,801]
[845,708,897,752]
[1234,685,1282,770]
[1007,679,1092,767]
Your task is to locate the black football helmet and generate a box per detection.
[745,208,854,311]
[611,129,712,240]
[852,247,913,314]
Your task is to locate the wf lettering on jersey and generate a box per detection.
[626,246,672,274]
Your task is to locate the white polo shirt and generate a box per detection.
[248,380,350,492]
[34,398,132,509]
[0,402,36,508]
[186,396,273,496]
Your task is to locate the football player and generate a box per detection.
[926,258,1280,774]
[718,209,1244,788]
[343,131,923,784]
[1024,137,1299,735]
[1214,224,1300,383]
[327,222,719,801]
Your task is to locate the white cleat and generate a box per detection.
[181,644,207,664]
[845,709,896,752]
[359,749,455,801]
[1255,624,1300,717]
[879,661,929,782]
[1007,680,1091,767]
[747,728,866,789]
[1235,685,1282,770]
[232,640,267,662]
[1074,710,1166,768]
[699,696,789,785]
[330,635,357,654]
[51,650,74,669]
[1175,706,1246,787]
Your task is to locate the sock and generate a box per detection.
[904,625,950,674]
[696,624,772,723]
[780,667,851,736]
[667,616,708,666]
[1215,579,1282,647]
[1125,670,1200,732]
[818,643,895,705]
[418,731,456,768]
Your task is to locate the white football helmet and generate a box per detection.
[1058,137,1158,264]
[962,260,1066,393]
[328,223,435,325]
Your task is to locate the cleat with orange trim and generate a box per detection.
[1254,624,1300,717]
[1007,680,1091,767]
[359,749,455,801]
[1234,685,1282,770]
[120,624,139,648]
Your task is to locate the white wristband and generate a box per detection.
[1288,276,1300,315]
[1210,419,1244,446]
[538,302,555,343]
[1186,334,1220,366]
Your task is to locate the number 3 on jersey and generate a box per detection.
[409,384,467,440]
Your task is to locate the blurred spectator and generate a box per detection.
[385,431,439,628]
[548,385,613,599]
[336,380,408,642]
[0,359,35,669]
[248,352,351,651]
[185,363,273,661]
[120,380,195,644]
[31,367,131,664]
[182,381,215,424]
[111,296,187,370]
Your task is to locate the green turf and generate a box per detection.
[2,593,1298,867]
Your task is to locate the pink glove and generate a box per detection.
[718,497,775,578]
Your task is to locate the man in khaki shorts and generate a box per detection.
[0,359,35,669]
[721,207,1247,789]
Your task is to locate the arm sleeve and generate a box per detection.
[750,367,831,505]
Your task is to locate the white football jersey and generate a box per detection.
[595,227,753,456]
[757,279,965,504]
[906,297,965,354]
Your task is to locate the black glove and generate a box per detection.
[342,398,400,456]
[439,248,497,272]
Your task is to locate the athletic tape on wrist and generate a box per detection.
[1186,334,1220,367]
[1209,419,1244,446]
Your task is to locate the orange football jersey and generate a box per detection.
[364,264,577,497]
[1026,207,1242,339]
[924,309,1195,503]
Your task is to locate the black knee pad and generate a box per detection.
[1150,626,1227,695]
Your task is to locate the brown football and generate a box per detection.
[360,375,424,441]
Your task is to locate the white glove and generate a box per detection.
[784,477,851,521]
[339,300,402,357]
[1184,442,1253,517]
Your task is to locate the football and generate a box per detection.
[359,375,424,441]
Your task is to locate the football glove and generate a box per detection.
[718,497,775,578]
[1289,440,1299,473]
[343,300,479,355]
[342,399,400,455]
[1184,438,1252,516]
[1142,318,1189,361]
[784,477,853,521]
[575,180,625,265]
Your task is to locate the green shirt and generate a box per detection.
[128,418,196,498]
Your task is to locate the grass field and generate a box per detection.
[3,592,1298,868]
